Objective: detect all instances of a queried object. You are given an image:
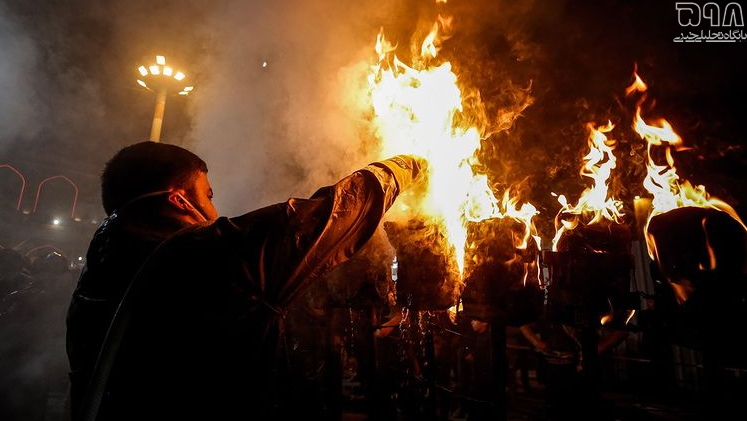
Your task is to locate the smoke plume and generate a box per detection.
[187,0,404,215]
[0,3,43,147]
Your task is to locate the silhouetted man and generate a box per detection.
[72,143,425,420]
[66,142,219,419]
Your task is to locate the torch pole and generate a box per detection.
[488,319,507,421]
[149,88,167,142]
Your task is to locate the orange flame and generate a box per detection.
[552,121,624,251]
[625,70,648,96]
[631,74,747,259]
[368,19,537,276]
[447,301,462,324]
[421,22,440,59]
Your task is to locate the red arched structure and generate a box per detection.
[0,164,27,210]
[25,244,67,259]
[32,175,79,219]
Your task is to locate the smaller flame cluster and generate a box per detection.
[549,68,747,264]
[627,73,747,261]
[551,121,624,251]
[366,0,745,315]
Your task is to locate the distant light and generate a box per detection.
[138,66,148,76]
[183,86,193,92]
[137,79,147,88]
[163,66,173,76]
[149,65,160,75]
[74,217,81,222]
[634,195,641,200]
[53,219,60,225]
[178,91,188,96]
[22,210,29,215]
[78,256,83,261]
[91,220,98,224]
[262,61,267,68]
[156,55,166,65]
[174,72,185,81]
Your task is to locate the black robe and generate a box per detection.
[66,195,190,419]
[87,160,416,420]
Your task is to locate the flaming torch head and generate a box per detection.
[631,73,747,302]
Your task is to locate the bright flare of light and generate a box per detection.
[551,121,624,251]
[184,86,194,92]
[178,91,188,96]
[156,55,166,65]
[149,65,160,75]
[368,23,538,276]
[52,219,60,225]
[163,66,173,76]
[136,80,147,88]
[138,66,148,77]
[174,72,185,81]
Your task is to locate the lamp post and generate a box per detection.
[135,55,193,142]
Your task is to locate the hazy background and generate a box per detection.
[0,0,745,232]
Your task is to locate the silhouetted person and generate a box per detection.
[66,142,219,419]
[71,143,424,420]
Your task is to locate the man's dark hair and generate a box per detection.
[101,141,208,215]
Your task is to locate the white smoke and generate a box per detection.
[186,0,400,216]
[0,4,43,146]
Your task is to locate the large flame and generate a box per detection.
[368,18,537,275]
[551,121,625,251]
[629,72,746,259]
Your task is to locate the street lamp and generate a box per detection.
[135,55,194,142]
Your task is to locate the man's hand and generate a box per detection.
[373,155,428,193]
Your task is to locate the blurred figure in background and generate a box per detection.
[0,248,39,420]
[32,252,77,421]
[1,250,75,421]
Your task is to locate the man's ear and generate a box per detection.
[166,189,190,213]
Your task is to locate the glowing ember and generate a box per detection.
[447,301,462,324]
[625,309,636,325]
[368,18,538,276]
[551,121,624,251]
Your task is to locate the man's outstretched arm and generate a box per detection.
[232,155,425,308]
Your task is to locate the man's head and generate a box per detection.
[101,142,218,222]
